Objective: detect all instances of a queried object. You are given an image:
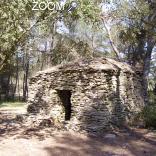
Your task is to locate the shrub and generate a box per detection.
[142,103,156,128]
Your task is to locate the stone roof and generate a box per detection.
[35,58,134,76]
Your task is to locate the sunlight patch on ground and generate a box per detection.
[0,101,26,108]
[0,101,27,114]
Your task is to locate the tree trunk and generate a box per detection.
[13,54,19,100]
[23,48,29,101]
[142,40,155,103]
[131,36,155,105]
[23,61,29,101]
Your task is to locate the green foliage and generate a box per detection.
[142,104,156,128]
[51,35,93,65]
[0,0,101,72]
[108,0,151,45]
[141,91,156,128]
[64,0,101,23]
[0,0,34,70]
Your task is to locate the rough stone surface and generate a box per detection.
[104,134,117,139]
[27,58,145,133]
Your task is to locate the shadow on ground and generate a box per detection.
[43,129,156,156]
[0,110,156,156]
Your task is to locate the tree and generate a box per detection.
[101,0,156,103]
[0,0,102,100]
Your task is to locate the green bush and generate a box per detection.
[149,91,156,104]
[142,103,156,128]
[141,91,156,128]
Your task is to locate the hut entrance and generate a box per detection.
[57,90,72,121]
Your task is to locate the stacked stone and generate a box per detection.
[27,58,145,133]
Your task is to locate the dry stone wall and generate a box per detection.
[27,58,145,133]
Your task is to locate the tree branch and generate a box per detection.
[101,17,120,60]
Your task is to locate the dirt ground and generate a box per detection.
[0,108,156,156]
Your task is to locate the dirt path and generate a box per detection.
[0,109,156,156]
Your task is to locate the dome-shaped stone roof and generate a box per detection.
[35,58,134,77]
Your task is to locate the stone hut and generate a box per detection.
[27,58,145,133]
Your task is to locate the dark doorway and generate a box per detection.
[57,90,72,121]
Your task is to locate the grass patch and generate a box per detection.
[0,101,26,108]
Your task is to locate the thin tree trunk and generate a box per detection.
[23,48,29,101]
[13,54,19,100]
[142,40,155,103]
[102,18,120,59]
